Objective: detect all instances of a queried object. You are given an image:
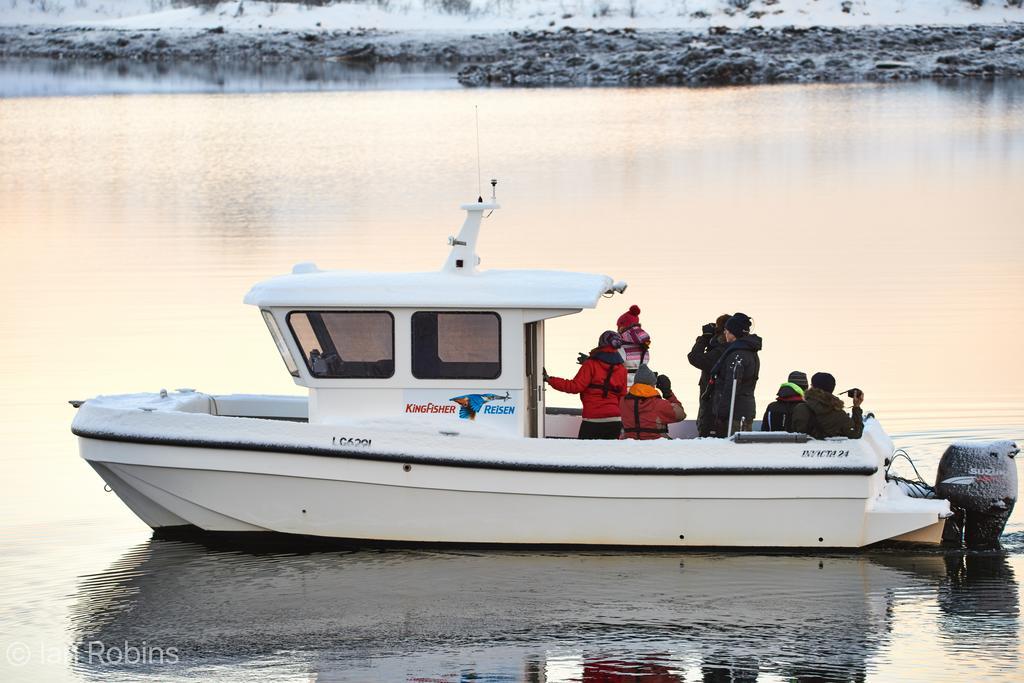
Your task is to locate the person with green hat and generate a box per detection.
[760,371,808,432]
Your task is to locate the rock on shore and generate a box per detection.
[1,23,1022,88]
[457,24,1024,86]
[0,26,497,66]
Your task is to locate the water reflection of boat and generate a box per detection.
[72,195,957,548]
[939,552,1020,643]
[68,539,1018,681]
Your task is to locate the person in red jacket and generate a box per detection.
[545,331,628,440]
[620,364,686,440]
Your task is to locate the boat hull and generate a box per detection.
[80,436,946,548]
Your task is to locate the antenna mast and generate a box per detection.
[475,105,482,202]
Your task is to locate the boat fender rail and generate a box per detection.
[71,426,878,477]
[544,406,583,416]
[733,432,811,444]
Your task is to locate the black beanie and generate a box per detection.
[811,372,836,394]
[725,312,751,337]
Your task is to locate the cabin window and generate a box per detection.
[261,310,299,377]
[286,311,395,379]
[411,312,501,380]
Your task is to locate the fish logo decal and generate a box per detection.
[449,392,511,420]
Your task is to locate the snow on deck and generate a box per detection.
[243,268,615,310]
[72,391,885,473]
[868,480,950,516]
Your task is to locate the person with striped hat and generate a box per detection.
[616,305,652,387]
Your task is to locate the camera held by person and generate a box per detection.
[844,387,865,404]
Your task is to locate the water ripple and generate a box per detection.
[61,540,1022,682]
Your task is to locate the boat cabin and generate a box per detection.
[244,199,628,437]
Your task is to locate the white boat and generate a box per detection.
[72,194,956,548]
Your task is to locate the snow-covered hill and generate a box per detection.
[2,0,1022,32]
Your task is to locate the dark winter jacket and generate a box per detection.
[709,335,762,426]
[548,346,628,420]
[760,383,804,432]
[687,333,727,392]
[790,387,864,439]
[689,333,729,436]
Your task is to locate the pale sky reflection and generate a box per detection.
[0,78,1022,682]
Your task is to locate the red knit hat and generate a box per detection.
[617,305,641,328]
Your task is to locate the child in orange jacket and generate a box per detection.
[620,365,685,440]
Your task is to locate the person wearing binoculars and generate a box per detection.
[790,372,865,439]
[687,313,730,437]
[706,312,763,438]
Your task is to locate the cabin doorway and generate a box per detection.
[524,321,545,437]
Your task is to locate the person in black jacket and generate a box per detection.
[760,371,808,432]
[687,313,730,437]
[708,312,762,437]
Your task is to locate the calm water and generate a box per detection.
[1,77,1023,681]
[0,58,460,97]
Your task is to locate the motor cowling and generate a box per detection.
[935,441,1018,548]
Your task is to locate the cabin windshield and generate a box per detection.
[261,310,299,377]
[287,311,395,378]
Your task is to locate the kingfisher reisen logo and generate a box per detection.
[449,392,514,420]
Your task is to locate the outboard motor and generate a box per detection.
[935,441,1018,548]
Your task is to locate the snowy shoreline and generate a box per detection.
[3,1,1023,89]
[2,22,1023,88]
[3,0,1022,32]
